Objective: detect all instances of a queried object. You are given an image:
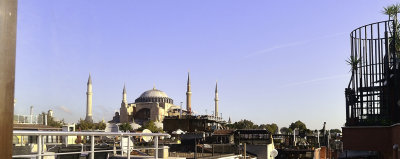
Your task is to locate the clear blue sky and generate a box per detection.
[14,0,399,130]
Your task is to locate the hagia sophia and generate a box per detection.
[84,73,221,127]
[116,86,183,124]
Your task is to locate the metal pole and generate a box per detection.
[127,136,131,159]
[121,136,124,156]
[113,143,116,155]
[293,129,296,146]
[0,0,17,158]
[154,136,159,159]
[38,135,42,159]
[317,131,320,147]
[244,143,246,159]
[65,135,68,147]
[91,135,94,159]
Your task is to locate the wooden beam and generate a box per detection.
[0,0,18,158]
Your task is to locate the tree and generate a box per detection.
[138,120,163,133]
[258,124,268,129]
[259,123,279,134]
[96,122,106,130]
[280,127,292,135]
[76,119,106,130]
[230,119,258,129]
[76,119,95,130]
[119,123,133,132]
[226,123,235,129]
[41,112,64,128]
[383,4,400,20]
[330,129,342,138]
[330,129,341,134]
[305,129,312,135]
[289,120,307,132]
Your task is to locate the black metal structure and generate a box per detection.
[345,20,400,126]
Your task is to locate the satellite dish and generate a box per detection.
[142,129,153,142]
[172,129,185,135]
[270,149,278,158]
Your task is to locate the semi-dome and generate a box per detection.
[135,87,173,104]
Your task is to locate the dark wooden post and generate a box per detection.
[212,144,214,156]
[0,0,18,158]
[222,143,224,155]
[194,139,197,159]
[202,144,204,157]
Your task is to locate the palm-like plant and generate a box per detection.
[119,122,133,132]
[383,4,400,56]
[346,55,361,71]
[346,55,361,88]
[383,4,399,20]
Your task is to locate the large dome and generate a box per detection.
[139,89,169,98]
[135,87,173,104]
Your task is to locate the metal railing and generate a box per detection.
[12,130,168,159]
[345,20,398,126]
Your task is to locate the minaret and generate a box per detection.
[120,84,129,123]
[214,81,219,118]
[122,83,127,104]
[186,72,192,114]
[85,74,93,122]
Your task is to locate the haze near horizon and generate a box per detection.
[14,0,399,130]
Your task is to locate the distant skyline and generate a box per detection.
[14,0,399,130]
